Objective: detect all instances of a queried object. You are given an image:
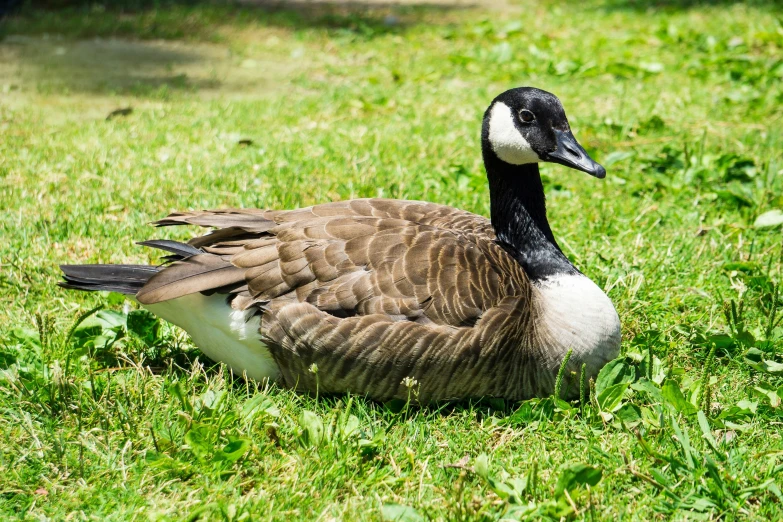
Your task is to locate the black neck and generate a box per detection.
[482,143,578,280]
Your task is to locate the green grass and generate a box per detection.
[2,0,783,519]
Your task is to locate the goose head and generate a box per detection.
[482,87,605,178]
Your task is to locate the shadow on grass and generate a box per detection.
[7,0,476,41]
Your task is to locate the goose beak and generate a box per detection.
[545,130,606,179]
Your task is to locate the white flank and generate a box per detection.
[533,274,621,375]
[487,102,540,165]
[144,293,280,382]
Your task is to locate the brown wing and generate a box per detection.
[138,199,525,328]
[136,199,544,400]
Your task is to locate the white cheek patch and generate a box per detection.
[488,102,540,165]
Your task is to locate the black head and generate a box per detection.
[482,87,605,178]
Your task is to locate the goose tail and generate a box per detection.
[59,264,160,295]
[58,239,203,295]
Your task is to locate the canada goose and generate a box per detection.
[60,87,621,401]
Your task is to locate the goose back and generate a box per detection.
[138,198,564,400]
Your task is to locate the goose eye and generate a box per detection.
[519,109,535,123]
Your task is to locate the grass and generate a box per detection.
[1,0,783,519]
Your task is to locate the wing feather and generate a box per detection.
[133,199,544,399]
[140,199,524,326]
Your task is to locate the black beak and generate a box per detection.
[545,130,606,178]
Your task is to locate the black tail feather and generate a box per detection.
[59,264,160,295]
[137,240,202,260]
[59,240,201,294]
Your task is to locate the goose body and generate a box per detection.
[60,88,621,401]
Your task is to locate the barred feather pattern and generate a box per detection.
[136,199,573,401]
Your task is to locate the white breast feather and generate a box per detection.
[534,274,621,375]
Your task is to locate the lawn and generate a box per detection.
[1,0,782,519]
